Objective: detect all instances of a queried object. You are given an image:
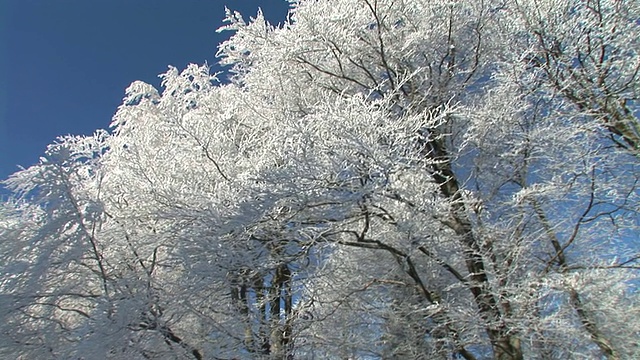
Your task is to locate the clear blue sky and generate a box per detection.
[0,0,290,181]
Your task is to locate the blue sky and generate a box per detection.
[0,0,290,182]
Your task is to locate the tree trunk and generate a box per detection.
[427,134,523,360]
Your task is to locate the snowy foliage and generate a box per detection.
[1,0,639,359]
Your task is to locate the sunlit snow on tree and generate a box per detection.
[1,1,639,359]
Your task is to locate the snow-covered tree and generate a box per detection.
[1,1,639,359]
